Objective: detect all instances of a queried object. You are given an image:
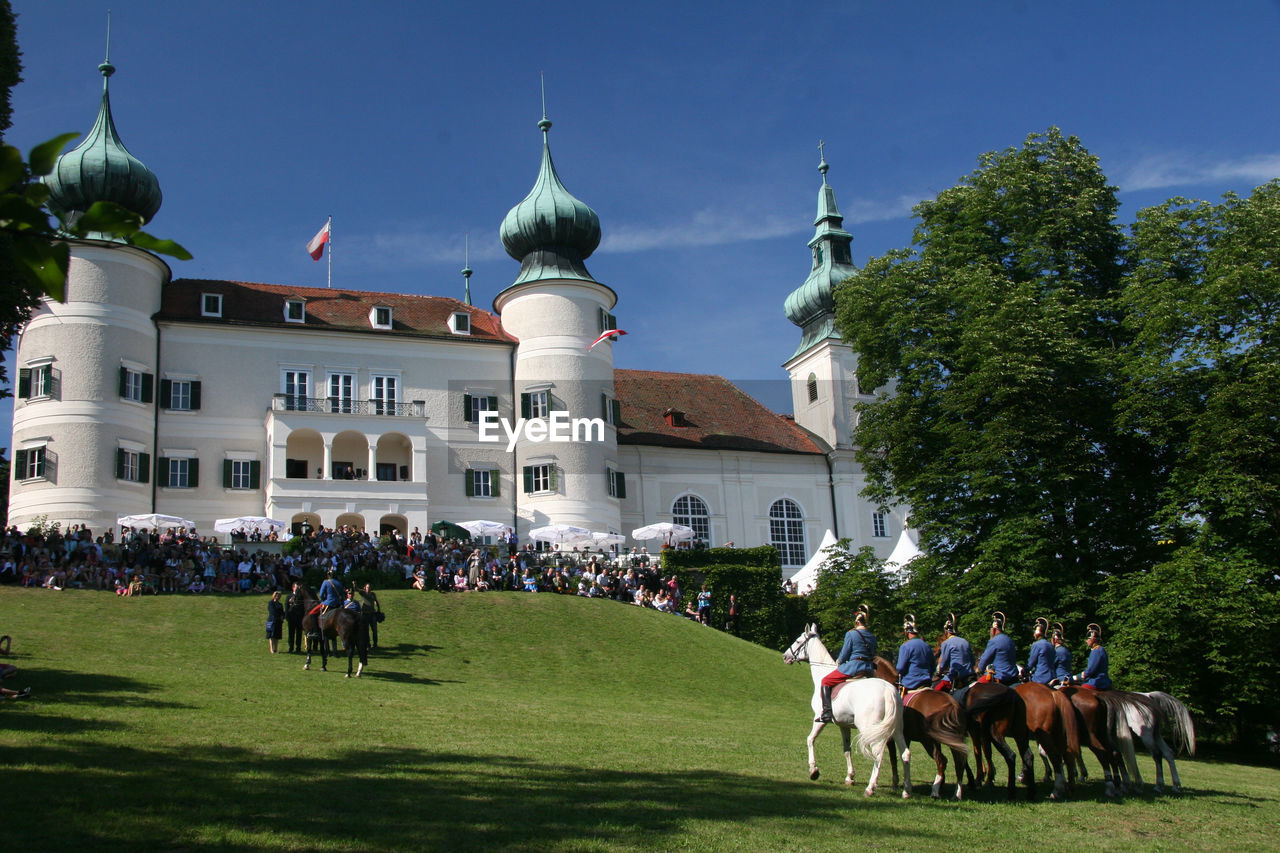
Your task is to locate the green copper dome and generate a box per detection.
[500,117,601,286]
[44,60,163,227]
[785,152,856,357]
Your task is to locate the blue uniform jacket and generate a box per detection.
[1081,645,1112,689]
[319,578,344,607]
[1053,644,1073,680]
[835,627,877,677]
[896,637,936,690]
[936,635,975,682]
[978,632,1019,682]
[1027,638,1054,684]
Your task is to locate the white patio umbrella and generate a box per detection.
[631,522,695,544]
[457,519,511,539]
[118,513,196,530]
[529,524,593,545]
[588,531,627,548]
[213,516,287,535]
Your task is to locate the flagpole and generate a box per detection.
[326,214,332,289]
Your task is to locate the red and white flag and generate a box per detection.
[587,328,627,350]
[307,220,331,261]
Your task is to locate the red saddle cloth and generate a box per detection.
[903,688,930,709]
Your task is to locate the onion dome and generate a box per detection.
[784,147,856,358]
[44,57,163,229]
[499,115,601,286]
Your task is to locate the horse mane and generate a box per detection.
[296,582,318,604]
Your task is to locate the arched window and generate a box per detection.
[672,494,710,545]
[807,373,818,403]
[769,498,806,567]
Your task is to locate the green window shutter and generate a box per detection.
[612,398,622,425]
[601,392,608,419]
[249,461,261,490]
[523,465,533,493]
[157,456,169,485]
[159,379,172,409]
[223,459,233,488]
[520,393,531,419]
[465,469,475,497]
[490,470,500,497]
[116,449,126,480]
[119,366,128,397]
[139,453,150,483]
[616,471,626,500]
[488,395,498,412]
[141,373,154,404]
[189,458,199,488]
[463,393,473,422]
[548,466,558,490]
[190,381,202,410]
[17,368,30,399]
[13,449,26,478]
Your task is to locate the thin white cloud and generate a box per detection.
[1119,153,1280,192]
[354,230,509,269]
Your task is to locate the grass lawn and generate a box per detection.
[1,586,1277,851]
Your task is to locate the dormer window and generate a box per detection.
[371,305,392,329]
[450,311,471,335]
[284,299,305,323]
[201,293,223,317]
[663,408,688,428]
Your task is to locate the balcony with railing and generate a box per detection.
[271,394,425,417]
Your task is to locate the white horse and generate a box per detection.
[1096,690,1195,794]
[783,624,911,798]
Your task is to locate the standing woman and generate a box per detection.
[266,590,285,654]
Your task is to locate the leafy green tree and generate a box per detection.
[805,543,900,650]
[835,128,1159,631]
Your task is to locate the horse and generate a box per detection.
[1061,685,1130,797]
[1094,690,1195,794]
[958,681,1036,800]
[873,657,972,799]
[1013,681,1078,800]
[783,625,911,798]
[297,583,368,678]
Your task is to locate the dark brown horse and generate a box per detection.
[1061,685,1129,797]
[960,681,1036,800]
[874,657,973,799]
[1014,681,1079,800]
[298,583,367,678]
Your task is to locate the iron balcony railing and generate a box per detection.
[272,394,425,417]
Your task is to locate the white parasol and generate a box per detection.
[630,522,695,544]
[457,519,512,539]
[213,516,288,535]
[118,513,196,530]
[529,524,593,546]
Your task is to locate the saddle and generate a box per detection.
[902,687,930,708]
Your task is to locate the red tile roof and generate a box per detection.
[613,369,823,454]
[158,279,517,344]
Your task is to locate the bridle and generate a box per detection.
[783,626,819,664]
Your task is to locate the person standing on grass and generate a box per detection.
[697,584,712,625]
[266,590,284,654]
[285,582,305,654]
[358,583,382,649]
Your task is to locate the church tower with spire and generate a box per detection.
[493,111,621,535]
[8,47,170,532]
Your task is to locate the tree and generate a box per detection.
[835,129,1160,631]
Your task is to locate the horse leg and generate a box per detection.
[886,737,899,790]
[929,740,945,799]
[896,732,911,799]
[806,722,824,781]
[950,746,967,800]
[987,730,1017,801]
[842,726,855,788]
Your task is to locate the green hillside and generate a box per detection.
[0,587,1276,851]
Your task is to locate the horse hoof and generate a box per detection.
[863,788,875,797]
[844,778,855,787]
[345,673,351,679]
[931,791,940,800]
[302,664,309,670]
[902,790,911,799]
[808,767,820,781]
[1152,786,1162,795]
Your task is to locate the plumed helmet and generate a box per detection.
[992,611,1006,632]
[1086,623,1103,642]
[1051,621,1065,642]
[942,612,958,634]
[903,613,917,634]
[1034,616,1049,637]
[855,603,870,627]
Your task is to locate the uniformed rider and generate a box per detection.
[816,604,876,723]
[1050,622,1073,687]
[1026,617,1054,684]
[977,611,1020,685]
[935,612,974,691]
[895,615,936,693]
[1078,622,1112,689]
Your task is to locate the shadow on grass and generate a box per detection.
[1,669,190,734]
[363,669,457,686]
[1,742,936,851]
[371,642,444,658]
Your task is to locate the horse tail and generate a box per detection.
[1143,691,1196,757]
[1051,686,1080,760]
[852,681,902,762]
[924,700,972,757]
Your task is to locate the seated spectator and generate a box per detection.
[187,577,206,594]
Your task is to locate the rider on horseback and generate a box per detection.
[815,604,876,723]
[977,611,1020,685]
[1026,617,1054,684]
[1049,622,1073,687]
[1077,623,1112,689]
[311,568,344,619]
[935,612,974,691]
[895,614,936,694]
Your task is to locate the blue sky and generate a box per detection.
[6,0,1280,431]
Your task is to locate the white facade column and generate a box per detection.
[367,443,377,480]
[322,441,332,480]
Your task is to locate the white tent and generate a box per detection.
[883,528,924,575]
[787,529,848,595]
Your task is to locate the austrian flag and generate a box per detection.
[307,220,331,261]
[587,328,627,350]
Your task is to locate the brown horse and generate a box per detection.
[959,681,1036,800]
[298,583,367,678]
[1061,686,1129,797]
[1014,681,1079,800]
[874,657,972,799]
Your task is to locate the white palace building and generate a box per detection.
[8,58,911,574]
